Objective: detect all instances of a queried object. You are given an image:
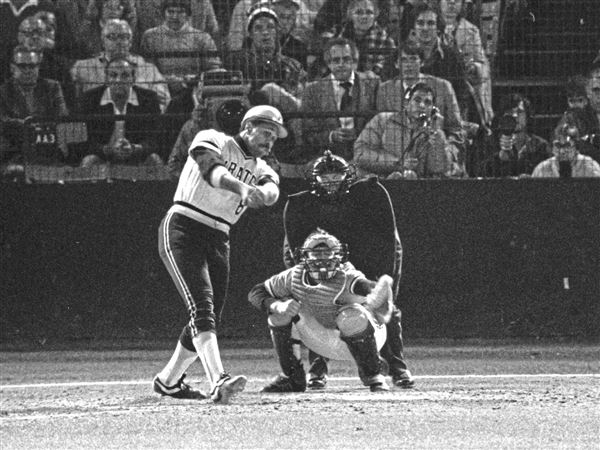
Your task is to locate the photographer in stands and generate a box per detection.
[532,123,600,178]
[481,93,550,178]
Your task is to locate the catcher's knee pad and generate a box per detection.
[336,304,371,338]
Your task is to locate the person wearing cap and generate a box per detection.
[532,123,600,178]
[225,0,314,52]
[224,5,306,164]
[1,45,69,179]
[153,104,286,404]
[224,5,306,101]
[76,57,164,167]
[140,0,221,97]
[70,19,171,111]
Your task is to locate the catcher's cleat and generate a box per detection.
[307,374,327,390]
[210,373,247,404]
[392,370,415,389]
[153,374,208,400]
[261,374,306,393]
[369,380,391,392]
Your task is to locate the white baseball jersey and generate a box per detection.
[169,129,279,233]
[264,262,367,329]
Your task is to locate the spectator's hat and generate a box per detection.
[12,45,42,65]
[247,5,279,32]
[161,0,191,15]
[241,105,288,138]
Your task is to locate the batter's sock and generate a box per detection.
[193,331,225,387]
[157,341,198,386]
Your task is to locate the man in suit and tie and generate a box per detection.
[300,37,379,163]
[77,57,163,167]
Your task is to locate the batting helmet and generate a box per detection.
[241,105,287,138]
[308,150,354,198]
[297,228,348,281]
[215,99,248,135]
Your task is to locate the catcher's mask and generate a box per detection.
[297,229,348,281]
[308,150,354,198]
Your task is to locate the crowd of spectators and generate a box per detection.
[1,0,599,181]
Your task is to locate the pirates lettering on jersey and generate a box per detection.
[225,160,257,185]
[169,129,279,233]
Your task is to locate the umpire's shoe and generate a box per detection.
[153,374,208,399]
[307,374,327,390]
[392,369,415,388]
[211,373,247,404]
[262,374,306,393]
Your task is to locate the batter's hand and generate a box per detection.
[244,186,267,209]
[270,299,301,318]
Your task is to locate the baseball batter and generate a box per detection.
[153,105,286,404]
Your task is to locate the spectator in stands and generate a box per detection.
[392,2,474,124]
[273,0,310,68]
[376,41,464,151]
[78,0,138,57]
[17,15,75,109]
[0,1,74,83]
[300,37,379,163]
[77,57,163,168]
[439,0,493,125]
[135,0,220,45]
[384,0,405,46]
[353,82,462,178]
[226,0,314,52]
[334,0,396,77]
[554,74,600,164]
[224,6,305,112]
[532,123,600,178]
[140,0,222,96]
[313,0,390,38]
[1,46,69,179]
[481,93,550,178]
[225,6,306,166]
[71,19,171,112]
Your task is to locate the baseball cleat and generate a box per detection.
[369,380,391,392]
[211,373,247,404]
[153,374,208,399]
[261,374,306,393]
[307,374,327,390]
[392,370,415,388]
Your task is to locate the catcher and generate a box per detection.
[248,229,395,392]
[282,150,414,389]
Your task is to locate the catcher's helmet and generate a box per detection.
[215,99,248,135]
[308,150,354,198]
[297,228,347,281]
[241,105,287,138]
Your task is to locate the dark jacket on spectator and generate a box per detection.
[76,85,161,160]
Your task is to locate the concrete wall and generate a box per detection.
[1,179,599,343]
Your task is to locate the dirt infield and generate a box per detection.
[1,343,599,449]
